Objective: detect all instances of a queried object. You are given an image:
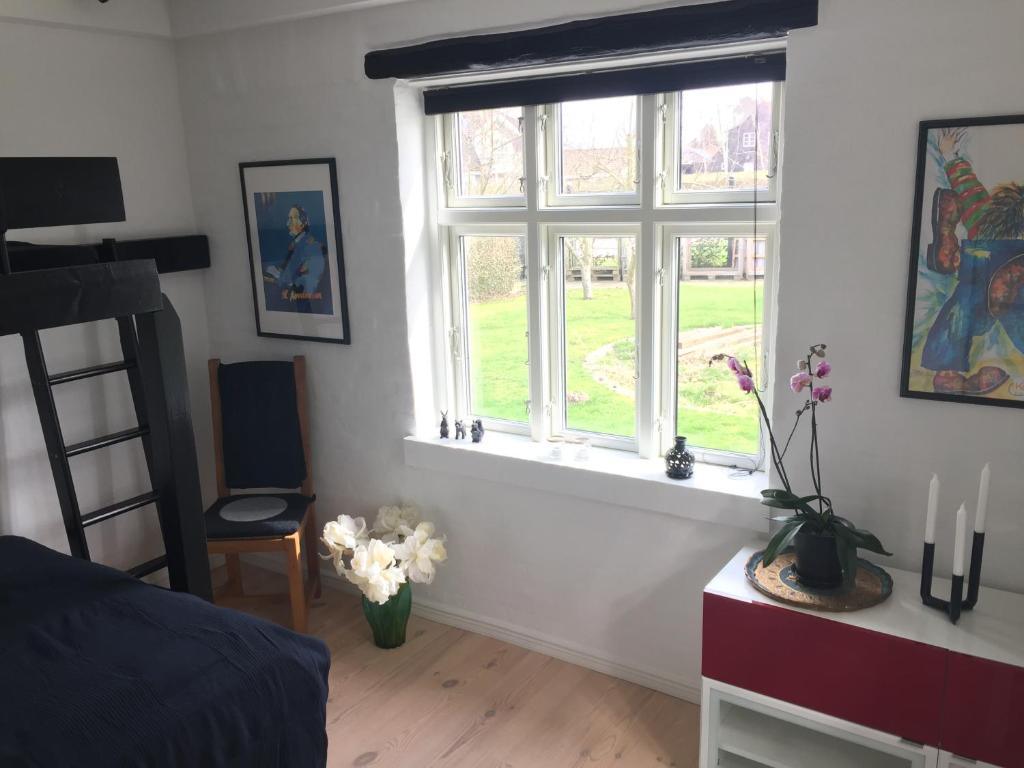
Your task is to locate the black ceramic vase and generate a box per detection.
[665,436,694,479]
[793,529,844,589]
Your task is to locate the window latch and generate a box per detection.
[440,150,454,190]
[658,102,668,125]
[766,130,780,180]
[538,112,548,132]
[655,265,665,286]
[448,327,462,360]
[519,176,527,193]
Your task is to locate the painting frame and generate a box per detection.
[901,113,1024,409]
[239,157,351,345]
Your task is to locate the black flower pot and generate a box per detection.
[794,529,843,589]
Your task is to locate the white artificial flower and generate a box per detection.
[393,521,448,585]
[321,515,370,574]
[372,505,421,540]
[345,539,406,605]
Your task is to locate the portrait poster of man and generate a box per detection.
[240,158,350,344]
[902,116,1024,407]
[255,190,334,315]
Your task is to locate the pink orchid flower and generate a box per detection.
[790,372,812,393]
[737,374,755,393]
[815,361,832,378]
[812,386,833,402]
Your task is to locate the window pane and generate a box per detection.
[456,108,524,198]
[561,235,637,437]
[676,236,765,454]
[463,235,528,422]
[559,97,638,196]
[677,83,773,194]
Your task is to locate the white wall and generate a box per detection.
[773,0,1024,592]
[0,15,213,570]
[173,0,1024,699]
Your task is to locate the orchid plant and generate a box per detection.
[321,505,448,605]
[717,344,889,582]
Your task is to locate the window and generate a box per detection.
[434,79,780,464]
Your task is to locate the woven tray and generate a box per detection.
[744,549,893,612]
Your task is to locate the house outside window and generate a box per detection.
[432,81,781,464]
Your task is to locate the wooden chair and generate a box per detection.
[205,356,321,632]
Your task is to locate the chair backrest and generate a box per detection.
[208,357,312,495]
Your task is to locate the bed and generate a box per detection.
[0,535,331,767]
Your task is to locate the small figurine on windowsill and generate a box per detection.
[439,411,449,439]
[471,419,484,443]
[454,419,466,440]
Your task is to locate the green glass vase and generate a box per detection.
[361,582,412,649]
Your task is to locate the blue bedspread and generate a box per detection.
[0,536,330,767]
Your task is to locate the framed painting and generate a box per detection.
[239,158,351,344]
[901,114,1024,408]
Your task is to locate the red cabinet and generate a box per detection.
[942,653,1024,767]
[703,547,1024,768]
[703,592,947,747]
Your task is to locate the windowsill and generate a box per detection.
[404,432,768,531]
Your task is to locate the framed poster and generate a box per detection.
[240,158,350,344]
[901,115,1024,408]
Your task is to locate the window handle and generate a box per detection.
[766,131,779,180]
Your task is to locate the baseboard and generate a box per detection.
[242,552,700,704]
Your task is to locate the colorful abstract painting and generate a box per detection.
[902,115,1024,408]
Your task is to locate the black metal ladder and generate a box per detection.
[21,310,168,579]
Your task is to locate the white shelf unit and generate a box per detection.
[700,679,938,768]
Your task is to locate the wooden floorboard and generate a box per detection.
[214,564,699,768]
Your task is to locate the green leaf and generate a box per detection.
[761,488,798,501]
[852,528,892,556]
[760,491,820,516]
[761,520,805,567]
[770,515,803,524]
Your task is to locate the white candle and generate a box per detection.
[953,504,967,577]
[925,474,939,544]
[976,463,990,534]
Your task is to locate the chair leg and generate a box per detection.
[305,505,322,599]
[286,533,308,633]
[225,553,244,596]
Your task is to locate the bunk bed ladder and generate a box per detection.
[17,243,163,573]
[0,157,211,600]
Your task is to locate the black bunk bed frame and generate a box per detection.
[0,157,211,600]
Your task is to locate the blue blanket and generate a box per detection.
[0,536,330,767]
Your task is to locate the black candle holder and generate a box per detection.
[920,531,985,624]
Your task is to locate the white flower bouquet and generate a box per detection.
[321,505,448,605]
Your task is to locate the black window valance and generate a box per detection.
[365,0,815,113]
[421,51,785,115]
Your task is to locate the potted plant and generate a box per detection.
[718,344,890,588]
[321,505,447,648]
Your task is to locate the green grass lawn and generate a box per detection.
[468,280,764,454]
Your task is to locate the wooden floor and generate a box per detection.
[216,564,700,768]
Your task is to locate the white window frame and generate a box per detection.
[546,223,643,451]
[431,83,782,467]
[446,224,531,436]
[441,111,526,208]
[659,220,778,466]
[661,82,781,206]
[544,97,642,208]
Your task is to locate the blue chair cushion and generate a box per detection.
[204,493,314,539]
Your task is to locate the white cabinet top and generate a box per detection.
[705,546,1024,669]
